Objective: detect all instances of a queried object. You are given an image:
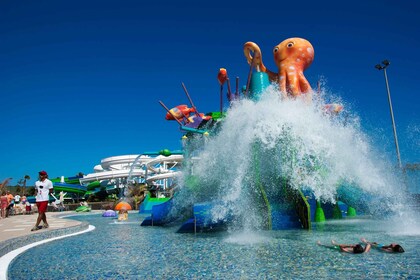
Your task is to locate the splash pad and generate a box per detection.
[142,38,408,233]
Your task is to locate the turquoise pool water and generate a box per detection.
[9,213,420,279]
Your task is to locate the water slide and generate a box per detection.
[138,156,182,217]
[141,172,193,226]
[145,172,181,186]
[80,154,183,184]
[26,196,57,204]
[50,176,87,195]
[176,201,230,233]
[80,169,147,183]
[80,155,147,197]
[145,154,183,175]
[80,155,147,184]
[78,154,183,213]
[52,183,87,195]
[139,194,171,215]
[269,182,311,230]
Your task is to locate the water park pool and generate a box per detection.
[8,212,420,279]
[7,36,419,279]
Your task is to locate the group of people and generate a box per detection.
[0,190,32,218]
[0,191,12,218]
[2,170,55,231]
[317,238,405,254]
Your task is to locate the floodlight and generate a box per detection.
[382,60,390,66]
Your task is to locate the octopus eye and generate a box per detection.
[287,42,294,48]
[273,47,279,53]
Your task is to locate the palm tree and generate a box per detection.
[0,178,11,194]
[21,175,30,195]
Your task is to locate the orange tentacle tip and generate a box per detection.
[217,68,228,85]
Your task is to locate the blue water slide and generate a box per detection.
[139,193,170,214]
[177,202,230,233]
[141,198,174,226]
[270,201,303,230]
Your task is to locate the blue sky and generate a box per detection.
[1,0,419,185]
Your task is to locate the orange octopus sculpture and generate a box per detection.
[244,37,314,97]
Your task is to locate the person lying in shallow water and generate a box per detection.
[317,240,371,254]
[360,238,405,253]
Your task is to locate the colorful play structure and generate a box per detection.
[75,37,396,231]
[135,37,385,233]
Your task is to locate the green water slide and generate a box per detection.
[51,176,81,185]
[52,184,86,195]
[50,177,103,196]
[84,181,103,195]
[50,177,86,195]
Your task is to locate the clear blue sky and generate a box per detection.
[1,0,419,185]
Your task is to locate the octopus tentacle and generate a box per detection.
[244,42,277,81]
[278,71,287,96]
[243,42,265,71]
[288,69,302,96]
[298,71,311,93]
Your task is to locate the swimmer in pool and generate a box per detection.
[317,240,371,254]
[360,238,404,253]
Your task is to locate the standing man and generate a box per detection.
[32,170,53,231]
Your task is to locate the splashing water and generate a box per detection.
[177,86,409,230]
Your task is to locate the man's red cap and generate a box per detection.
[39,170,48,176]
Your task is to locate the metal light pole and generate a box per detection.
[375,60,402,169]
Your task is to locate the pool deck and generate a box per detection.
[0,212,90,257]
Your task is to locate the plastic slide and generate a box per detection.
[50,176,88,196]
[141,198,175,226]
[146,172,181,186]
[26,196,56,204]
[80,154,182,185]
[177,202,230,233]
[139,193,170,214]
[53,182,87,195]
[80,169,146,184]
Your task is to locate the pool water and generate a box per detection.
[9,213,420,279]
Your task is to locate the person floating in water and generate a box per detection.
[360,238,405,253]
[317,240,371,254]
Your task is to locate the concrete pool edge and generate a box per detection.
[0,220,90,258]
[0,223,95,280]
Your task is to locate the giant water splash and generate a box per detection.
[175,86,407,230]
